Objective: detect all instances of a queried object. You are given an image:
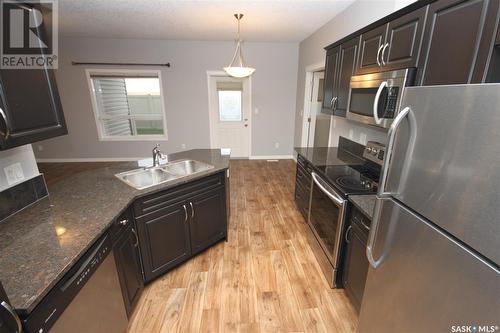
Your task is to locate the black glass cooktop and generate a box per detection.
[314,164,379,196]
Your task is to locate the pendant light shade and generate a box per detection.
[224,14,255,78]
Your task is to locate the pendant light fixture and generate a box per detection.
[224,13,255,78]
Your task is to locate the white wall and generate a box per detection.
[294,0,418,147]
[0,145,40,192]
[35,38,298,160]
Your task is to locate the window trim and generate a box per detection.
[85,68,168,141]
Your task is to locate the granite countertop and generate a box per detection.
[295,147,365,168]
[349,195,377,220]
[0,149,229,314]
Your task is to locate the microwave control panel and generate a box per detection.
[383,87,399,118]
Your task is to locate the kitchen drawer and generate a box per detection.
[349,205,371,236]
[295,181,310,220]
[134,172,225,217]
[296,164,312,190]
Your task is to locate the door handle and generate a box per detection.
[376,44,384,67]
[378,106,414,197]
[373,81,387,125]
[311,172,344,206]
[189,202,195,219]
[0,108,10,140]
[330,96,335,108]
[183,204,188,222]
[131,228,139,248]
[345,225,352,243]
[333,96,338,111]
[1,301,22,333]
[381,43,389,66]
[367,106,414,269]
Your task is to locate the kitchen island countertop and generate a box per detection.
[0,149,229,314]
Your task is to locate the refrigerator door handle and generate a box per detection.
[378,106,413,197]
[368,107,414,269]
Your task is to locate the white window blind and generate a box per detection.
[89,72,167,140]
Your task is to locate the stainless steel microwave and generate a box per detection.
[346,68,415,129]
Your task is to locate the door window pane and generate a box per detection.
[218,90,242,122]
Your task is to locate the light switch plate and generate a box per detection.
[4,163,25,185]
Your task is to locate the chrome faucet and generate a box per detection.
[152,144,167,167]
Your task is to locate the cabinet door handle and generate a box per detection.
[381,43,389,66]
[345,225,352,243]
[183,204,188,222]
[131,228,139,248]
[330,96,335,108]
[376,44,384,67]
[0,108,10,140]
[1,301,22,333]
[333,96,338,111]
[189,202,195,219]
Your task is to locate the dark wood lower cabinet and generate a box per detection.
[295,155,312,221]
[114,226,144,316]
[134,171,228,283]
[342,206,370,313]
[189,187,227,255]
[136,202,192,282]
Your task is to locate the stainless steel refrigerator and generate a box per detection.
[358,84,500,333]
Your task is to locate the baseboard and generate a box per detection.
[249,155,294,160]
[36,157,148,163]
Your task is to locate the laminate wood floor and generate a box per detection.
[127,159,357,333]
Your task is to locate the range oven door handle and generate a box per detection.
[373,81,387,125]
[311,172,344,206]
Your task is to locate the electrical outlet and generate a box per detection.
[255,108,259,115]
[37,145,44,152]
[332,118,337,128]
[4,163,24,185]
[275,142,280,149]
[349,129,354,139]
[181,144,186,149]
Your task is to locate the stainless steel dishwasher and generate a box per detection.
[23,232,128,333]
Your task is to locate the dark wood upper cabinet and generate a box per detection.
[322,46,340,113]
[188,187,227,255]
[336,37,359,116]
[322,38,359,117]
[418,0,499,85]
[114,226,144,317]
[0,69,67,150]
[383,7,427,71]
[136,202,192,282]
[356,8,426,75]
[357,25,387,75]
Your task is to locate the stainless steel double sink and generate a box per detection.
[115,159,214,190]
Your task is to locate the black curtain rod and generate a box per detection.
[71,61,170,67]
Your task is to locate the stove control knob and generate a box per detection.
[371,149,378,155]
[366,147,372,153]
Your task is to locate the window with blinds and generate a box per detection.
[88,71,167,140]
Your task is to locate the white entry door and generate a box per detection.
[208,74,251,158]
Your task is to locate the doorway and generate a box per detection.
[207,72,251,158]
[302,70,330,148]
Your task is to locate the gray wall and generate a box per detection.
[35,38,298,160]
[294,0,417,148]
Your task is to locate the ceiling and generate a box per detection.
[58,0,356,42]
